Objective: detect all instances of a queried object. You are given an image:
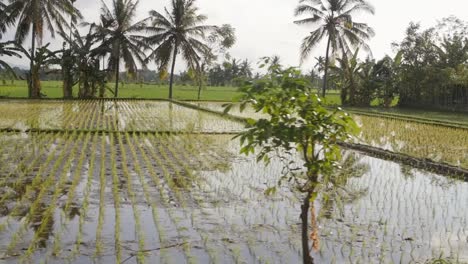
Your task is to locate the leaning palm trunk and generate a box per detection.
[300,190,314,264]
[114,48,121,98]
[62,50,73,99]
[168,42,179,99]
[322,36,331,98]
[29,25,36,98]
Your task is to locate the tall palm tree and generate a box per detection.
[95,0,149,98]
[294,0,375,97]
[145,0,215,99]
[6,0,82,98]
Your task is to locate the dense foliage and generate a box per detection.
[328,17,468,110]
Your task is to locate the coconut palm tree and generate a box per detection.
[0,41,22,78]
[6,0,82,98]
[94,0,149,98]
[0,1,10,38]
[294,0,375,97]
[145,0,215,99]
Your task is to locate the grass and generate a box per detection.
[0,80,241,101]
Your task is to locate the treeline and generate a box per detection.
[327,17,468,110]
[0,0,237,99]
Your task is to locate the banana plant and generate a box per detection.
[16,43,62,98]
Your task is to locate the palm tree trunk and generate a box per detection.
[169,42,179,99]
[114,49,121,98]
[29,24,36,98]
[322,35,332,98]
[301,190,314,264]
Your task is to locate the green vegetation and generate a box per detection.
[0,100,465,263]
[225,64,357,263]
[0,0,467,263]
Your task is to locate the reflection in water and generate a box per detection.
[0,100,245,133]
[0,108,465,262]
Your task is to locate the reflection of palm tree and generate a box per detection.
[319,152,369,219]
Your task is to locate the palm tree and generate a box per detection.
[6,0,82,98]
[294,0,375,97]
[0,41,22,78]
[145,0,215,99]
[0,1,11,38]
[94,0,149,98]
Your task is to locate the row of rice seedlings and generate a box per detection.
[51,131,93,257]
[141,133,198,263]
[0,102,47,129]
[157,134,228,262]
[69,131,100,260]
[62,101,100,215]
[0,132,53,197]
[0,132,72,233]
[125,132,166,262]
[22,131,89,260]
[355,115,468,168]
[162,134,261,262]
[146,133,231,263]
[4,131,78,254]
[132,133,178,263]
[95,132,107,255]
[80,100,99,130]
[116,132,146,262]
[108,133,123,263]
[153,132,249,263]
[58,101,89,130]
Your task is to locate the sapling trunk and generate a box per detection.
[301,190,314,264]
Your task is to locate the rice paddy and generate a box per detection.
[0,100,467,263]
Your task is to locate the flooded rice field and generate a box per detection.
[0,100,466,263]
[0,100,244,133]
[186,102,468,168]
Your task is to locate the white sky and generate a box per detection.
[2,0,468,73]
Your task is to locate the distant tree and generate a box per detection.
[145,0,214,99]
[94,0,149,98]
[239,59,253,79]
[373,52,402,107]
[6,0,82,98]
[196,24,236,99]
[294,0,375,97]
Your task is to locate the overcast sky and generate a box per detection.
[2,0,468,72]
